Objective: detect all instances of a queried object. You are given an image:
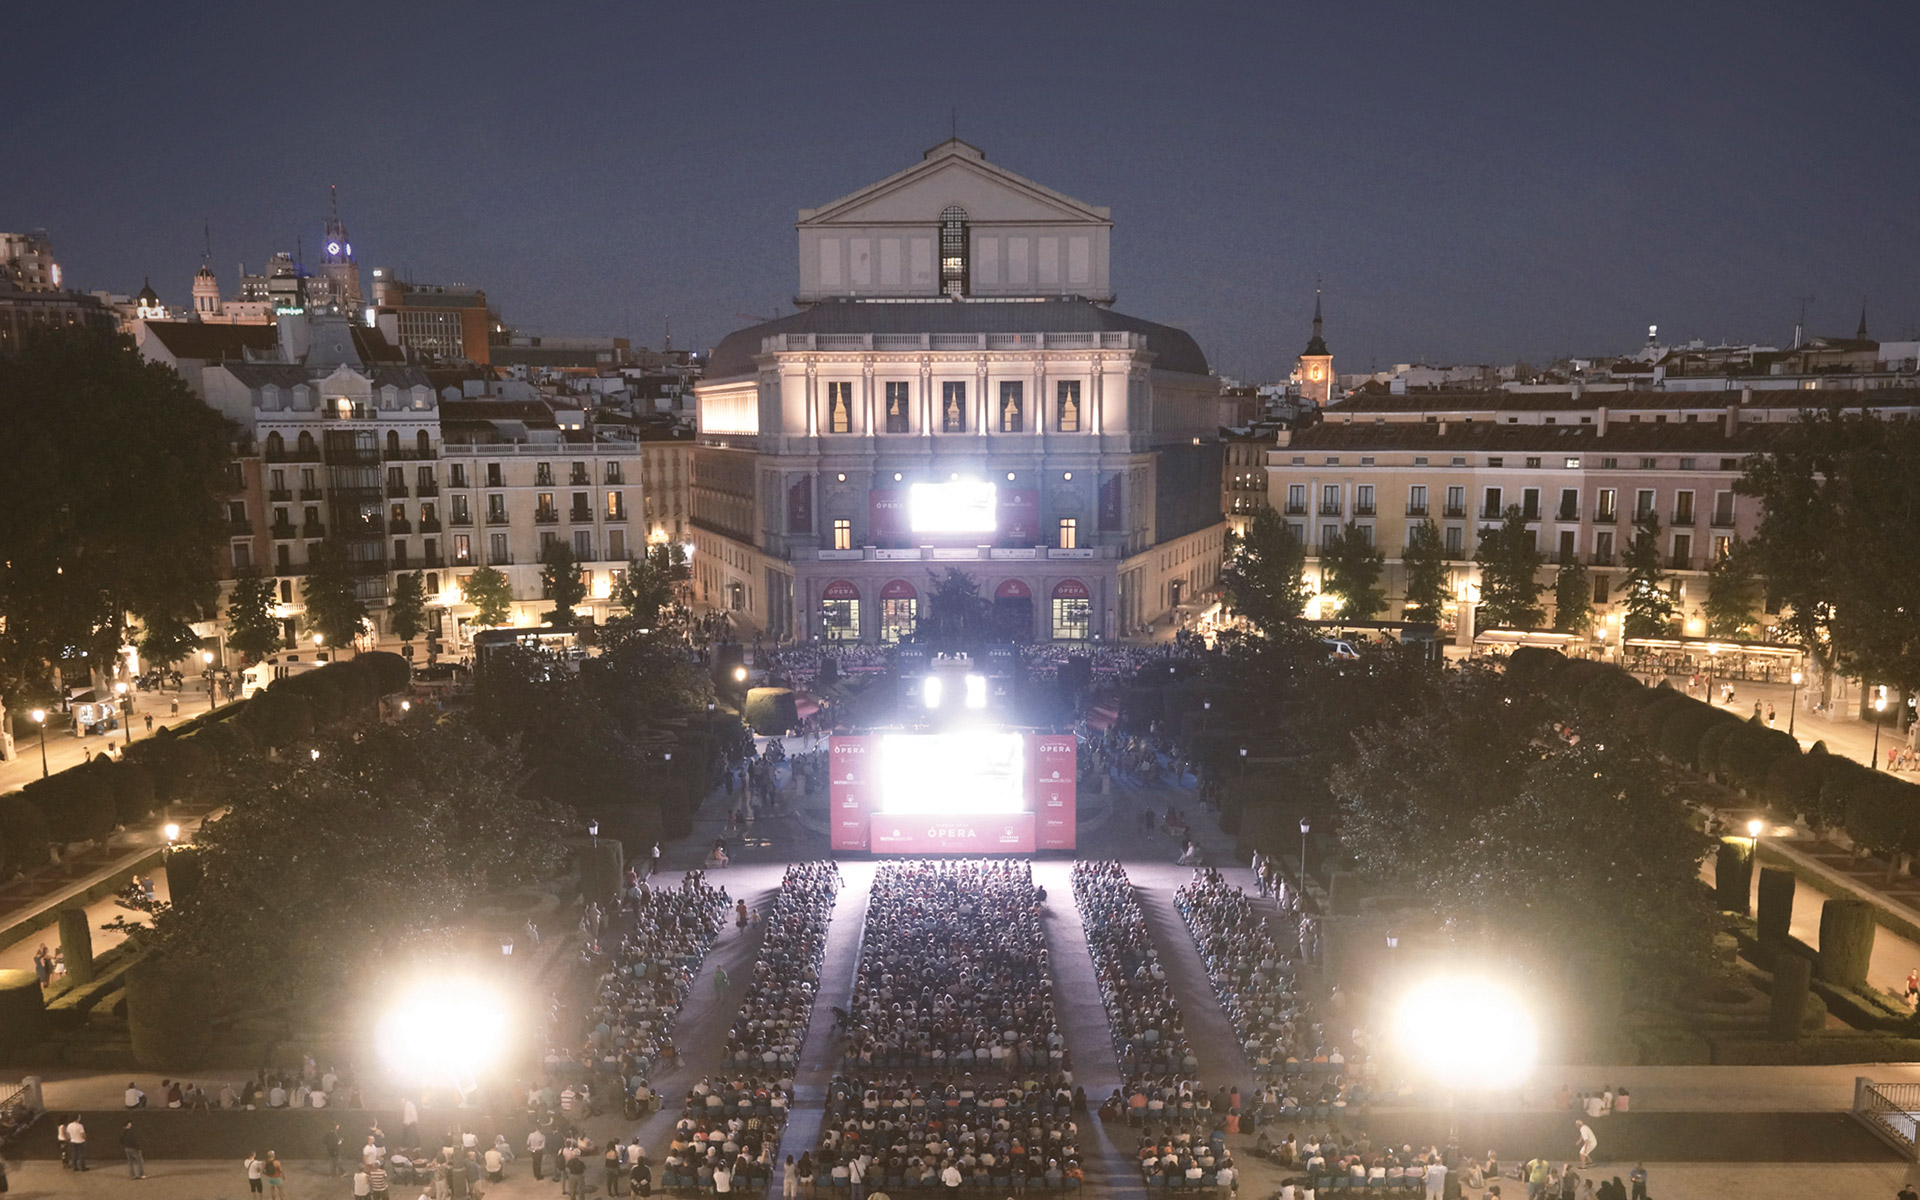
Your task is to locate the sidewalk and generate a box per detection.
[2,680,223,795]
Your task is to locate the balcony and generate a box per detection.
[1634,508,1656,523]
[265,446,323,464]
[1671,554,1700,571]
[1442,504,1466,519]
[606,471,625,486]
[1318,503,1343,517]
[391,552,411,569]
[270,521,297,540]
[267,488,293,503]
[1590,552,1614,567]
[1284,503,1308,516]
[389,518,413,534]
[381,447,438,461]
[1353,503,1376,517]
[485,555,515,567]
[1405,504,1429,518]
[569,507,592,523]
[570,471,591,486]
[1710,511,1736,528]
[1556,507,1579,522]
[350,558,389,577]
[534,510,560,525]
[1481,506,1504,520]
[419,517,442,533]
[1594,508,1617,524]
[419,554,445,569]
[485,510,510,526]
[416,482,439,497]
[229,518,253,535]
[299,487,324,502]
[1521,506,1541,522]
[387,482,409,499]
[1671,510,1696,527]
[301,522,327,538]
[450,513,472,527]
[534,473,555,488]
[608,507,627,522]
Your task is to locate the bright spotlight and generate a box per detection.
[964,673,987,709]
[162,822,180,843]
[1393,975,1538,1091]
[733,666,747,682]
[375,979,512,1092]
[922,675,944,709]
[1747,818,1764,838]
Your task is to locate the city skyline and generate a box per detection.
[7,2,1917,379]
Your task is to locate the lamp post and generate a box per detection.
[29,708,47,778]
[163,822,181,845]
[1239,746,1248,777]
[589,819,599,848]
[201,650,216,710]
[1873,689,1888,771]
[1789,667,1803,737]
[115,681,131,749]
[1747,818,1764,861]
[1298,817,1311,909]
[1707,643,1719,704]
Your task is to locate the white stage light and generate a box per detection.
[923,676,943,709]
[376,979,513,1092]
[878,731,1025,815]
[909,480,997,534]
[1392,975,1538,1091]
[964,674,987,709]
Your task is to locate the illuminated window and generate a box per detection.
[1058,518,1077,549]
[1056,381,1081,432]
[833,519,852,550]
[998,381,1024,432]
[607,491,625,519]
[941,382,967,433]
[939,206,969,297]
[822,599,860,641]
[880,598,917,644]
[884,382,911,433]
[1051,597,1091,641]
[827,381,853,434]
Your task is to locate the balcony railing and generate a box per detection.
[419,554,445,569]
[485,555,515,566]
[419,517,442,533]
[535,474,555,487]
[1521,506,1540,522]
[381,447,438,461]
[299,487,324,501]
[1284,503,1308,516]
[1672,510,1696,526]
[1405,504,1428,518]
[389,518,413,534]
[416,482,439,497]
[485,511,510,525]
[570,472,591,486]
[1556,507,1579,522]
[534,510,559,525]
[1443,505,1466,519]
[1353,503,1376,517]
[229,518,253,535]
[608,507,626,522]
[450,513,472,526]
[1481,506,1504,520]
[270,521,297,540]
[387,482,409,499]
[1634,507,1656,522]
[1710,512,1736,528]
[1594,508,1617,524]
[1319,504,1342,517]
[569,507,592,523]
[267,488,293,503]
[265,446,323,463]
[301,522,326,538]
[1590,552,1614,567]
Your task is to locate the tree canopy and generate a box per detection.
[1473,505,1545,630]
[388,572,427,648]
[1219,507,1310,635]
[1617,513,1676,638]
[460,565,514,628]
[611,543,689,629]
[1319,521,1387,620]
[1400,518,1449,623]
[225,574,282,664]
[0,327,232,695]
[1553,558,1595,635]
[302,542,368,649]
[539,541,588,627]
[1703,538,1761,640]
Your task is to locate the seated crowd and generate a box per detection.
[1175,868,1369,1105]
[543,870,731,1120]
[1251,1132,1450,1194]
[807,1072,1087,1192]
[842,859,1063,1073]
[1070,861,1197,1082]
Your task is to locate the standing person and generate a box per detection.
[264,1152,286,1196]
[66,1116,88,1171]
[1576,1119,1598,1167]
[401,1098,419,1148]
[650,842,662,877]
[847,1152,865,1200]
[527,1128,547,1181]
[247,1153,268,1196]
[1525,1156,1550,1200]
[352,1163,371,1200]
[368,1158,391,1200]
[1423,1157,1446,1199]
[57,1113,69,1169]
[783,1155,799,1200]
[121,1122,145,1179]
[630,1154,651,1199]
[324,1124,345,1176]
[1628,1164,1648,1200]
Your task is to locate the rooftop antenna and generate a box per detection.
[202,221,212,263]
[1794,294,1814,348]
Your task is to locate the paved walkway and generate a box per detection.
[1,682,218,795]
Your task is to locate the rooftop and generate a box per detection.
[1328,384,1920,413]
[1285,419,1781,455]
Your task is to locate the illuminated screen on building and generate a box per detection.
[908,480,996,534]
[877,731,1025,814]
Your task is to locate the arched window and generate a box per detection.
[295,431,316,456]
[417,430,431,457]
[939,206,968,297]
[386,430,401,457]
[266,431,285,459]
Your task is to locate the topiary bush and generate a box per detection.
[1698,723,1737,781]
[1769,953,1813,1041]
[23,767,117,844]
[1715,838,1754,914]
[0,793,51,876]
[1817,898,1877,989]
[742,687,799,735]
[358,650,412,695]
[240,688,315,749]
[95,760,157,826]
[1762,752,1822,824]
[1757,867,1796,944]
[125,953,215,1069]
[1505,646,1568,689]
[0,969,49,1057]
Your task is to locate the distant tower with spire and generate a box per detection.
[1297,284,1334,407]
[315,185,363,312]
[193,222,222,319]
[1856,298,1870,342]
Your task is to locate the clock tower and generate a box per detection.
[316,185,363,312]
[1296,288,1333,408]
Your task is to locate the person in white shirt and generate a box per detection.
[713,1164,733,1194]
[1423,1160,1446,1199]
[941,1163,963,1189]
[401,1099,419,1147]
[125,1083,147,1108]
[67,1118,88,1171]
[363,1137,382,1166]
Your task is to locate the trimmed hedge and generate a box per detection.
[0,968,49,1057]
[1769,954,1811,1040]
[1817,898,1877,989]
[1714,838,1754,914]
[1709,1032,1920,1065]
[742,687,799,736]
[57,907,95,986]
[126,953,215,1070]
[0,792,52,876]
[22,766,116,844]
[1756,867,1795,944]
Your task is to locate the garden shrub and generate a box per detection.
[1768,953,1811,1040]
[23,768,117,844]
[1697,723,1737,781]
[1762,753,1822,824]
[0,969,49,1057]
[0,794,51,876]
[125,953,215,1070]
[1756,867,1795,944]
[743,687,799,735]
[1505,646,1567,689]
[1817,898,1877,989]
[1714,838,1754,914]
[358,651,412,695]
[95,761,157,825]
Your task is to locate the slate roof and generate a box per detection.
[1287,420,1781,455]
[706,298,1209,380]
[140,321,278,361]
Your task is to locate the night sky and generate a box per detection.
[11,2,1917,380]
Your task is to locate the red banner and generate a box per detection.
[870,812,1036,854]
[828,736,873,851]
[1034,733,1078,850]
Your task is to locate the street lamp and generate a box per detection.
[29,708,47,778]
[1873,688,1888,771]
[1238,746,1248,777]
[115,681,131,749]
[588,819,599,848]
[500,939,514,957]
[1298,817,1312,908]
[1789,667,1804,737]
[1707,643,1719,704]
[201,650,216,710]
[163,822,181,844]
[733,666,748,683]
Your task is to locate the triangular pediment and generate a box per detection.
[800,141,1111,228]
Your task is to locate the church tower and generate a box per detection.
[317,185,363,311]
[1297,288,1333,407]
[193,225,222,319]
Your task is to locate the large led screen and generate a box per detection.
[876,731,1026,815]
[909,480,997,534]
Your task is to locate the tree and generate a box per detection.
[919,568,995,644]
[460,565,514,629]
[1400,518,1450,624]
[1739,416,1839,677]
[611,543,688,628]
[0,326,232,698]
[1553,558,1595,635]
[539,541,588,627]
[1220,506,1310,635]
[1473,505,1546,630]
[1704,538,1762,640]
[1617,513,1677,638]
[302,542,368,650]
[137,614,202,669]
[224,574,283,664]
[388,572,427,651]
[1319,521,1387,620]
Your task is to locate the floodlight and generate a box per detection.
[163,822,181,843]
[923,675,944,709]
[375,979,512,1089]
[1392,975,1538,1091]
[964,674,987,710]
[1747,819,1764,838]
[733,666,748,682]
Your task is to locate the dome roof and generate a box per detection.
[195,263,217,280]
[136,278,160,304]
